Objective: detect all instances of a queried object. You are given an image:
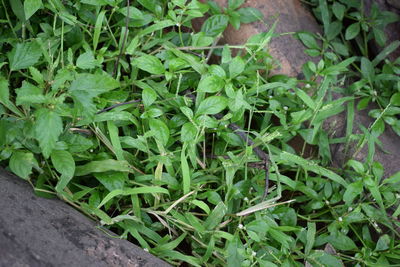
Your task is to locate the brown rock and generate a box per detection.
[0,169,170,267]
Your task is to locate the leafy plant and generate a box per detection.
[1,0,400,266]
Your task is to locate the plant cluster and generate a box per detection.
[0,0,400,266]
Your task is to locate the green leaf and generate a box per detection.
[181,145,191,194]
[0,76,24,116]
[93,10,106,51]
[280,151,348,187]
[227,234,244,267]
[229,56,245,78]
[329,232,357,251]
[201,14,229,37]
[51,150,75,192]
[142,86,158,107]
[298,32,319,50]
[237,7,263,23]
[196,96,228,116]
[133,54,165,75]
[94,172,126,192]
[149,118,169,146]
[98,186,169,208]
[228,0,244,10]
[343,180,363,205]
[318,0,330,33]
[24,0,42,20]
[181,122,197,142]
[69,73,119,117]
[76,51,98,69]
[345,22,360,40]
[332,2,345,20]
[375,234,390,251]
[360,57,375,81]
[8,42,42,71]
[383,171,400,184]
[9,151,38,179]
[34,109,63,158]
[326,21,342,41]
[75,159,131,176]
[295,88,316,110]
[16,81,45,106]
[197,75,225,93]
[204,202,227,230]
[305,222,316,255]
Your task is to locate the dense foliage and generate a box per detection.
[1,0,400,266]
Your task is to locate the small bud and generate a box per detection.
[348,207,353,212]
[244,197,249,202]
[305,84,311,89]
[238,224,244,230]
[338,217,343,222]
[252,251,257,257]
[144,248,149,252]
[283,106,288,111]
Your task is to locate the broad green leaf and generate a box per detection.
[237,7,263,23]
[98,186,169,208]
[76,51,98,69]
[375,234,390,251]
[329,233,357,251]
[229,56,245,78]
[326,21,342,41]
[204,202,227,230]
[8,42,42,71]
[142,86,158,107]
[332,2,345,20]
[34,109,63,158]
[298,32,319,50]
[343,180,363,205]
[345,22,360,40]
[201,14,229,37]
[16,81,45,106]
[197,75,225,93]
[227,234,244,267]
[75,159,131,176]
[228,0,244,10]
[94,172,127,191]
[196,96,228,116]
[51,150,75,192]
[383,171,400,184]
[133,54,165,75]
[181,122,197,142]
[149,118,169,146]
[24,0,42,20]
[360,57,375,81]
[9,151,38,179]
[69,73,119,117]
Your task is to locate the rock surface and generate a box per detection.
[0,169,170,267]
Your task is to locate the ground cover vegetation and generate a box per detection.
[1,0,400,265]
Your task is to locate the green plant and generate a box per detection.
[1,0,400,266]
